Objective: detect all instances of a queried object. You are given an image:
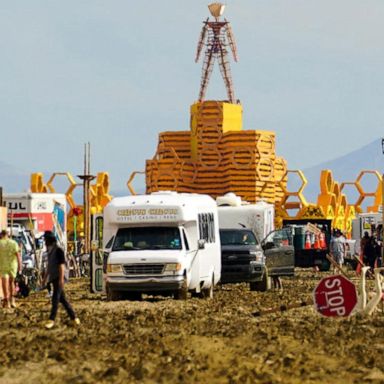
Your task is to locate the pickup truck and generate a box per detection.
[283,219,332,271]
[219,227,295,291]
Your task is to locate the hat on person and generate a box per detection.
[43,231,57,241]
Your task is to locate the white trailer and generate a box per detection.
[103,191,221,300]
[216,193,275,240]
[352,212,382,253]
[4,192,67,243]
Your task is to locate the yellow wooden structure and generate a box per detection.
[131,100,383,236]
[146,100,287,204]
[274,169,383,234]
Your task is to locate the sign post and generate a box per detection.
[313,275,357,317]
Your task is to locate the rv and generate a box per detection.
[103,192,221,300]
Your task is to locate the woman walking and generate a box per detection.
[0,229,21,308]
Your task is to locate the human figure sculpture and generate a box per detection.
[195,3,238,103]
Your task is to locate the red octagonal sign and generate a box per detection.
[313,275,358,317]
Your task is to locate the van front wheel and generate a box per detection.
[106,284,121,301]
[250,270,271,292]
[174,278,188,300]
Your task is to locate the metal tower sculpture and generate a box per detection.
[195,3,238,104]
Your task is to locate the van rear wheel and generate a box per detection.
[201,275,214,299]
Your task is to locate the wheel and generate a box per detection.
[201,275,214,299]
[106,284,121,301]
[124,292,142,301]
[174,277,188,300]
[250,270,271,292]
[249,281,257,291]
[318,259,331,272]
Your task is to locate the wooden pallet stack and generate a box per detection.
[219,130,277,203]
[146,132,189,193]
[146,100,287,205]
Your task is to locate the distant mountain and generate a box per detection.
[301,139,383,204]
[0,161,30,193]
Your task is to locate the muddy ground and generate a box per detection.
[0,269,383,384]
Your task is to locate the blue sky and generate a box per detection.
[1,1,384,193]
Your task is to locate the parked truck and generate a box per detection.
[217,193,295,291]
[4,192,67,248]
[282,218,332,271]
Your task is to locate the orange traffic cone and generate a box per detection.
[313,234,320,249]
[319,232,327,249]
[305,232,312,249]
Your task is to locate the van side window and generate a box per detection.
[182,229,190,250]
[198,213,215,243]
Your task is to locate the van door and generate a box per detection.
[262,228,295,276]
[198,213,216,280]
[91,214,105,293]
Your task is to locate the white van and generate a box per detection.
[103,192,221,300]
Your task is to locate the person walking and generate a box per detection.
[364,236,379,271]
[272,275,283,291]
[0,229,21,308]
[330,229,346,273]
[42,231,80,329]
[360,231,370,265]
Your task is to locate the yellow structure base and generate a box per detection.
[146,100,287,205]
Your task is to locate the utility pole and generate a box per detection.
[78,142,95,255]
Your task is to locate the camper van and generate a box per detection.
[103,192,221,300]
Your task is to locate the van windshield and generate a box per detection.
[220,229,258,246]
[112,227,182,251]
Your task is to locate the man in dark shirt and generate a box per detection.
[42,231,80,329]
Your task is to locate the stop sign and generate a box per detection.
[313,275,358,317]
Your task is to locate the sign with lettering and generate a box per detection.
[313,275,357,317]
[7,201,27,212]
[305,223,322,235]
[115,207,180,222]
